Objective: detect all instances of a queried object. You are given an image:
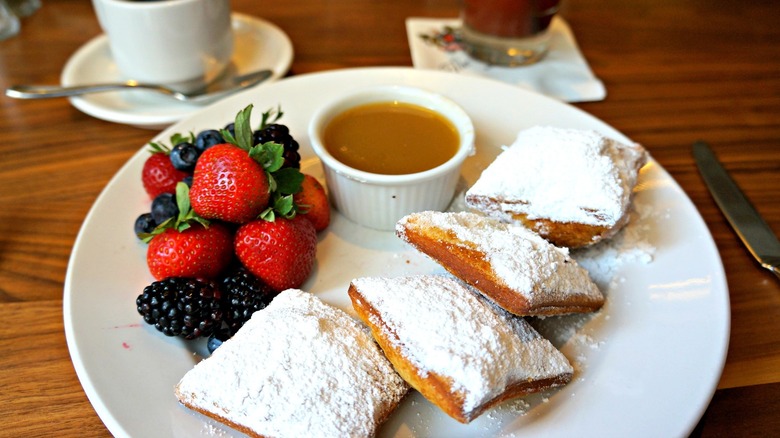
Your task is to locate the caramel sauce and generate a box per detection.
[323,101,459,175]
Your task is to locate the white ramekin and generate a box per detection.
[308,85,475,231]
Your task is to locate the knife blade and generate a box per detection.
[693,141,780,279]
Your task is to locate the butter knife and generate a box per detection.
[693,141,780,279]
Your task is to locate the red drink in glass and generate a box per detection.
[460,0,561,66]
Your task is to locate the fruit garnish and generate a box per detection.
[191,104,304,222]
[136,277,223,340]
[221,266,277,334]
[148,132,196,154]
[143,185,233,280]
[141,144,190,199]
[150,192,178,225]
[169,141,200,173]
[142,185,232,281]
[234,215,317,292]
[293,174,331,231]
[190,143,272,223]
[138,182,209,242]
[146,221,233,280]
[133,104,329,347]
[194,129,224,152]
[258,104,284,130]
[134,213,156,236]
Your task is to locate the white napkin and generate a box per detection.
[406,17,606,103]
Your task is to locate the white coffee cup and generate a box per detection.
[91,0,234,87]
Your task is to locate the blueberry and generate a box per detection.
[207,327,232,354]
[134,213,156,238]
[195,129,223,152]
[151,193,179,225]
[169,142,200,172]
[223,122,235,138]
[181,175,193,187]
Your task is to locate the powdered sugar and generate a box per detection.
[398,211,602,308]
[574,199,657,290]
[351,275,573,418]
[531,196,657,371]
[465,126,647,227]
[175,289,408,438]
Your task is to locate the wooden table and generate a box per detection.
[1,0,778,436]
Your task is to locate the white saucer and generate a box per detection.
[60,13,294,129]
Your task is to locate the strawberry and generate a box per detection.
[294,174,330,232]
[144,183,233,280]
[141,149,189,199]
[189,105,304,224]
[146,222,233,280]
[234,215,317,291]
[190,143,271,223]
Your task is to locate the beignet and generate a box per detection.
[348,274,573,424]
[396,210,604,316]
[465,126,647,248]
[175,289,409,438]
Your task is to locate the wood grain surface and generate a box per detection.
[1,0,778,436]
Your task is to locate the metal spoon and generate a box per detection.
[4,69,273,104]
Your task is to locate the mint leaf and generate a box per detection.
[273,167,305,195]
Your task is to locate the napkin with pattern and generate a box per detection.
[406,17,606,103]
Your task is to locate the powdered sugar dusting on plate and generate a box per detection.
[573,198,657,290]
[531,194,657,372]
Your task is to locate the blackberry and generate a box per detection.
[136,277,223,340]
[253,123,301,169]
[221,267,277,334]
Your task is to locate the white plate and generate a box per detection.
[60,13,294,129]
[63,67,729,438]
